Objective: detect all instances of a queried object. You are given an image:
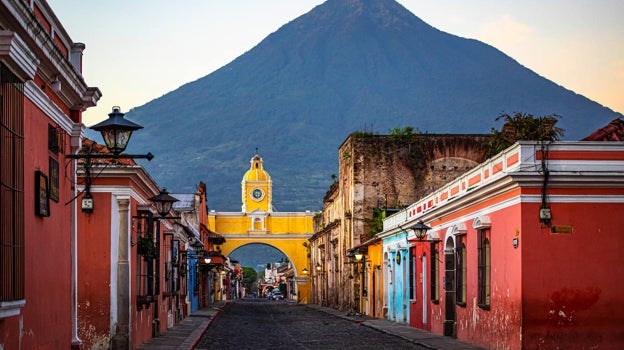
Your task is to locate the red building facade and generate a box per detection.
[0,1,101,349]
[76,142,204,348]
[382,141,624,349]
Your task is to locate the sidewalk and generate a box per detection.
[306,303,486,350]
[137,301,227,350]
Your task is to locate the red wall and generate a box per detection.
[3,100,74,349]
[410,182,624,349]
[77,192,113,348]
[416,201,524,349]
[522,198,624,349]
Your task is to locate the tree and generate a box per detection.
[487,112,564,158]
[242,266,258,292]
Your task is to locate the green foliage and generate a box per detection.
[366,208,386,237]
[486,112,565,158]
[137,235,157,260]
[242,266,258,291]
[389,126,420,141]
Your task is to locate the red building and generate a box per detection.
[76,139,205,348]
[382,140,624,349]
[0,1,101,349]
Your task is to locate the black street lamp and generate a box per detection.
[410,220,432,240]
[90,106,143,155]
[67,106,153,212]
[149,188,179,218]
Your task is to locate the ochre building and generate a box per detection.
[207,153,314,302]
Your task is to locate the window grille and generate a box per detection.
[455,241,466,305]
[477,229,491,309]
[0,64,25,304]
[430,242,439,302]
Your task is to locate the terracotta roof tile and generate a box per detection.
[77,139,137,166]
[581,118,624,141]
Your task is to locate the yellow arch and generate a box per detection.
[208,212,313,303]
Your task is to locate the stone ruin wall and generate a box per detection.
[348,134,490,242]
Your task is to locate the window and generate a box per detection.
[47,124,59,154]
[409,246,415,300]
[478,229,491,309]
[163,235,180,296]
[455,240,466,305]
[430,242,439,302]
[0,64,25,312]
[135,211,160,308]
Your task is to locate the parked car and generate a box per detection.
[269,290,284,300]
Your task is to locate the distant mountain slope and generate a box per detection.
[122,0,621,212]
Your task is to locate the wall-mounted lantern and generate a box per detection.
[67,107,153,213]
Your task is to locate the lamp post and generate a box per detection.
[349,248,366,314]
[89,106,143,155]
[69,107,153,349]
[149,188,179,218]
[410,220,432,240]
[67,106,154,213]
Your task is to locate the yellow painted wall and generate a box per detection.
[208,213,314,303]
[206,153,315,303]
[366,240,384,318]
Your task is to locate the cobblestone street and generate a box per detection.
[195,300,429,350]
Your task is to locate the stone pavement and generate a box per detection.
[137,301,227,350]
[308,304,486,350]
[137,300,485,350]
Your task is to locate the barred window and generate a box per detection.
[455,240,466,305]
[409,246,415,300]
[135,211,160,308]
[0,64,25,306]
[478,229,491,309]
[430,242,439,302]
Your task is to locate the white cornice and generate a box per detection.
[25,80,74,133]
[0,30,39,80]
[1,0,101,110]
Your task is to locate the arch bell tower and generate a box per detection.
[207,151,314,303]
[241,152,272,230]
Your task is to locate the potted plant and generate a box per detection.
[137,235,157,260]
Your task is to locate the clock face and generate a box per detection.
[252,188,264,200]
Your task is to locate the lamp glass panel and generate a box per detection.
[100,128,132,155]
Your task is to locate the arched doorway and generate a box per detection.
[229,243,294,298]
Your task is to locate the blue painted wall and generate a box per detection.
[383,233,410,324]
[188,251,200,312]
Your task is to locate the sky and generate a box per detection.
[48,0,623,126]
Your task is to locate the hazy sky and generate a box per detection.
[48,0,623,126]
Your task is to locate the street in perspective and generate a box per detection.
[194,299,430,350]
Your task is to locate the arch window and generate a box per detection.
[455,241,466,305]
[430,242,439,302]
[477,229,490,308]
[473,215,491,310]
